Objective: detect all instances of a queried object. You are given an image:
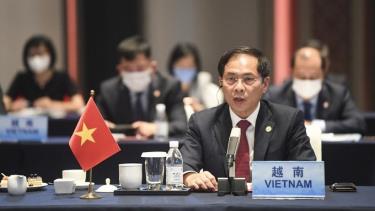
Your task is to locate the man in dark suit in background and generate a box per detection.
[265,41,365,134]
[181,46,316,191]
[97,36,186,138]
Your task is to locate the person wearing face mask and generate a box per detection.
[167,43,223,119]
[265,40,365,134]
[4,35,84,114]
[96,36,187,139]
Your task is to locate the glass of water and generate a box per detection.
[141,151,167,190]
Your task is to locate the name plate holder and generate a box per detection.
[0,115,48,142]
[252,161,325,199]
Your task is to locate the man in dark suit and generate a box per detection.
[181,46,316,191]
[97,36,186,138]
[265,42,365,134]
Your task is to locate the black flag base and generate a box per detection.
[80,169,102,199]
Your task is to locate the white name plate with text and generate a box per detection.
[0,115,48,142]
[252,161,325,199]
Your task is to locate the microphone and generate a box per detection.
[218,127,247,196]
[226,127,241,178]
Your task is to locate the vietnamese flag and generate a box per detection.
[69,97,120,171]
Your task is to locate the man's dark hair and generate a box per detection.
[291,39,329,71]
[167,42,202,75]
[23,35,56,72]
[217,46,271,80]
[117,36,151,61]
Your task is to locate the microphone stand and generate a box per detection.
[217,150,247,196]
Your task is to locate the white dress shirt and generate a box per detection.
[229,102,260,172]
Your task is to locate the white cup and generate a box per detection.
[62,169,86,184]
[54,179,76,194]
[7,175,27,195]
[119,163,142,189]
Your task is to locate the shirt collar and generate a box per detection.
[229,102,260,128]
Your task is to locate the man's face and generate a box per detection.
[293,47,324,80]
[220,54,269,118]
[117,53,152,73]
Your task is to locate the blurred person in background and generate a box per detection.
[167,43,223,119]
[96,36,186,139]
[4,35,84,115]
[265,40,365,134]
[0,86,6,114]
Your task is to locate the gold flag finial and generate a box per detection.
[90,90,95,97]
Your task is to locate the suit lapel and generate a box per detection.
[147,73,163,121]
[211,104,232,177]
[316,82,330,119]
[286,88,297,107]
[116,79,134,123]
[254,101,275,160]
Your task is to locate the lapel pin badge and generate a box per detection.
[323,101,329,109]
[265,126,272,133]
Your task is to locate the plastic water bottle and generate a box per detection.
[166,140,183,190]
[154,104,169,142]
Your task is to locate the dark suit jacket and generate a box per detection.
[265,79,366,134]
[0,86,6,114]
[181,100,316,178]
[96,72,187,137]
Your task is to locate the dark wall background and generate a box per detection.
[78,0,142,99]
[295,0,374,110]
[365,0,375,110]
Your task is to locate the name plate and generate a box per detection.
[0,115,48,142]
[252,161,325,199]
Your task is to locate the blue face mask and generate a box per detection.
[173,68,197,84]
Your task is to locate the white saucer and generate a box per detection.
[0,183,48,192]
[75,182,94,190]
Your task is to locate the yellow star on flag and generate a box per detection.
[74,123,97,146]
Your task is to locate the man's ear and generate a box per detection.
[218,77,223,88]
[150,60,157,72]
[262,76,270,94]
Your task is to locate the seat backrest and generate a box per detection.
[305,124,322,161]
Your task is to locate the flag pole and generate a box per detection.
[80,90,102,199]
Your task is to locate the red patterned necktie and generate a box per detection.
[236,120,251,182]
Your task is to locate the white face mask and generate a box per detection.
[121,69,152,93]
[292,78,322,100]
[28,55,51,73]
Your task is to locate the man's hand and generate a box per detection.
[33,97,53,109]
[104,120,116,129]
[11,98,28,111]
[183,171,218,191]
[132,121,156,138]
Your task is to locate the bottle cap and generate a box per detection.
[169,141,179,148]
[156,104,166,112]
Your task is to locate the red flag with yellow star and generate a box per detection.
[69,97,120,171]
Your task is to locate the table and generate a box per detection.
[0,186,374,210]
[364,112,375,136]
[0,138,168,184]
[323,139,375,185]
[1,138,375,186]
